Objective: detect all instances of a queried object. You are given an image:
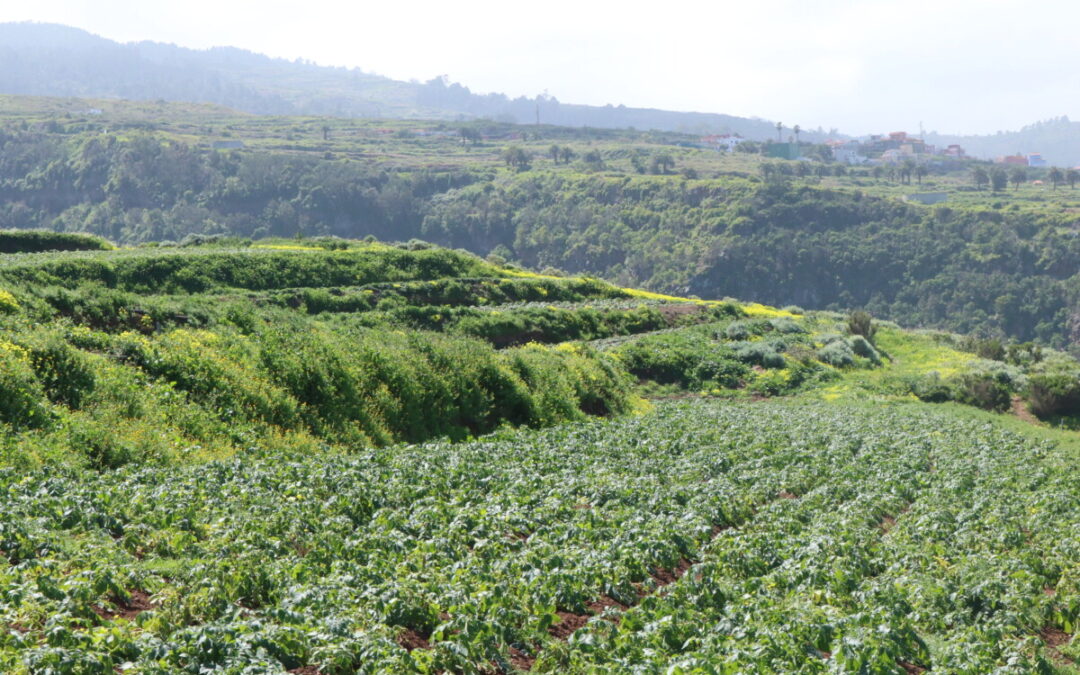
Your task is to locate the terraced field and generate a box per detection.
[1,401,1078,672]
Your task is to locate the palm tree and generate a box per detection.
[793,125,801,144]
[776,122,783,143]
[1067,169,1079,189]
[914,164,928,185]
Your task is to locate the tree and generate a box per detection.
[1049,167,1064,190]
[776,122,783,143]
[501,146,531,171]
[459,127,481,146]
[872,166,883,182]
[914,164,928,185]
[900,159,915,185]
[321,125,331,141]
[1009,166,1027,190]
[560,147,576,164]
[1068,168,1079,189]
[793,125,801,144]
[651,152,675,174]
[972,167,989,190]
[990,168,1008,193]
[549,144,561,164]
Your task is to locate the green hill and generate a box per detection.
[2,99,1080,348]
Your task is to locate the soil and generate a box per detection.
[547,611,590,640]
[397,627,432,651]
[93,589,156,621]
[658,304,704,323]
[880,515,897,533]
[1011,395,1041,425]
[507,646,536,672]
[777,490,800,500]
[897,660,928,674]
[1041,627,1076,665]
[650,558,693,586]
[287,668,322,675]
[586,595,628,618]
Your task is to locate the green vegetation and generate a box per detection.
[1,399,1077,672]
[4,95,1080,347]
[0,241,1076,672]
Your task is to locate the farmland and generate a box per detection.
[1,401,1078,673]
[0,238,1078,672]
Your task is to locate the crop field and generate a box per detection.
[0,400,1076,673]
[0,240,1078,672]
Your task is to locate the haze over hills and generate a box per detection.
[0,22,822,141]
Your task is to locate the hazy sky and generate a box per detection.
[1,0,1077,135]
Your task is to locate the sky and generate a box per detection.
[1,0,1077,136]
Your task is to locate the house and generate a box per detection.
[996,154,1028,165]
[831,141,867,165]
[702,134,744,152]
[942,144,965,158]
[1028,153,1048,168]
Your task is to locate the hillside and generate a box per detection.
[2,96,1080,347]
[0,22,816,140]
[0,239,1077,672]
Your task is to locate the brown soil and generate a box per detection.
[586,595,628,618]
[507,646,536,672]
[572,502,591,510]
[509,531,530,542]
[1011,395,1041,425]
[1045,586,1057,596]
[898,660,928,674]
[650,558,693,586]
[879,515,897,533]
[287,668,322,675]
[547,611,590,640]
[658,304,704,323]
[711,524,731,538]
[397,627,432,652]
[93,589,156,621]
[777,490,800,500]
[1041,627,1076,665]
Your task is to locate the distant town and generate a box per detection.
[701,130,1069,169]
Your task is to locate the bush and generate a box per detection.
[734,342,786,369]
[953,373,1011,411]
[818,340,855,368]
[1028,373,1080,417]
[0,342,50,430]
[770,317,807,334]
[849,336,882,365]
[847,310,876,342]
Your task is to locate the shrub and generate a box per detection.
[1028,373,1080,418]
[953,373,1011,411]
[0,289,19,314]
[849,336,882,365]
[847,310,876,342]
[818,340,855,368]
[734,342,786,369]
[770,317,807,334]
[0,342,50,430]
[724,321,751,340]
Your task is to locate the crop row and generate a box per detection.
[0,400,1075,672]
